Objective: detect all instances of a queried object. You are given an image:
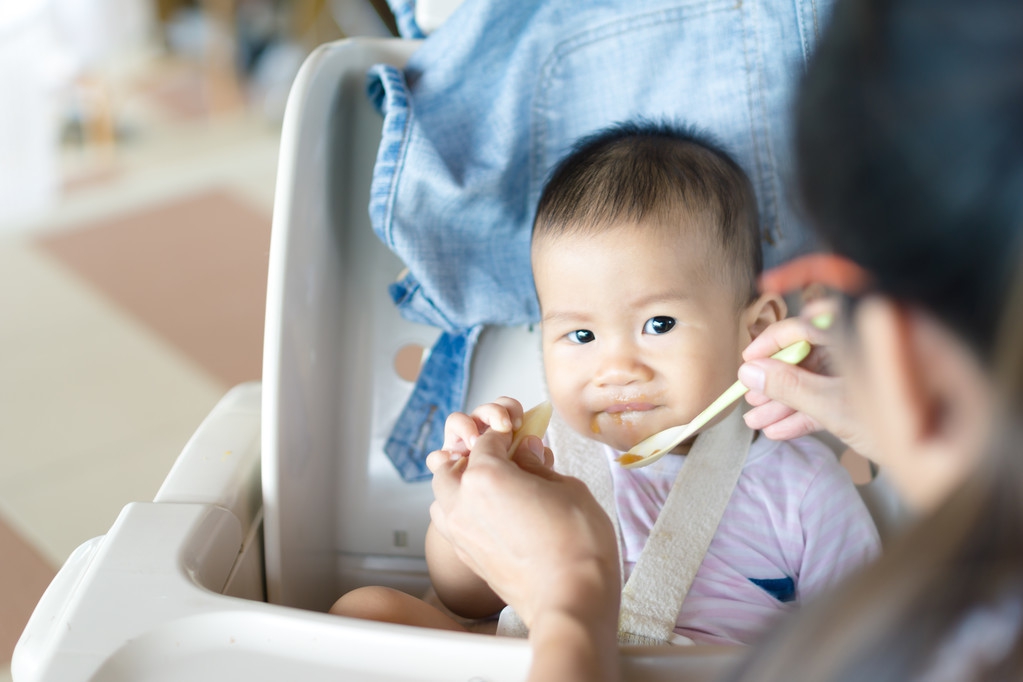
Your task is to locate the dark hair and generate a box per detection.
[533,120,762,304]
[728,0,1023,679]
[796,0,1023,362]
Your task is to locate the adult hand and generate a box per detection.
[424,398,551,619]
[739,299,874,457]
[427,429,621,682]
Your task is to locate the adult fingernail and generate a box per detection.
[738,363,766,393]
[526,436,545,463]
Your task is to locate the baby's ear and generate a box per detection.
[743,292,787,341]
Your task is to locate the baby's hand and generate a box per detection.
[427,399,556,475]
[442,397,525,458]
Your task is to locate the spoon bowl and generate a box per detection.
[617,340,812,469]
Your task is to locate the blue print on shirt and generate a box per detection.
[749,577,796,603]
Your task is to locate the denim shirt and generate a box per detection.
[370,0,834,481]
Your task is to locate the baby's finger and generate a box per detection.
[426,448,466,474]
[491,396,525,431]
[470,398,521,434]
[442,412,481,452]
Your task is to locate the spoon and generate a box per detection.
[617,340,812,469]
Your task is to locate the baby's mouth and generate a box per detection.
[596,404,659,433]
[590,404,661,440]
[603,402,657,414]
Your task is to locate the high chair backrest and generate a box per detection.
[262,38,545,611]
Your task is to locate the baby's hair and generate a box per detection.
[533,120,762,305]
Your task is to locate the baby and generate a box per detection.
[332,121,880,645]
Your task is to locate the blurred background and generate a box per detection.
[0,1,398,676]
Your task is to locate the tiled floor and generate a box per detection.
[0,59,280,677]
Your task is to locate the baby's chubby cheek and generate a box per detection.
[548,399,608,444]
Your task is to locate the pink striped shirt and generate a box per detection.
[607,434,881,645]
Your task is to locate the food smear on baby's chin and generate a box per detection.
[607,410,646,427]
[590,415,601,434]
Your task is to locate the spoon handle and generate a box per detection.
[690,340,812,433]
[766,339,813,365]
[687,380,750,433]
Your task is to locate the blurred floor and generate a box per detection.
[0,54,280,676]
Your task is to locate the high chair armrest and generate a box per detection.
[14,502,245,682]
[155,382,262,537]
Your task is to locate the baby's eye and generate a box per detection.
[643,316,677,335]
[566,329,595,344]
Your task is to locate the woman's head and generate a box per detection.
[796,0,1023,509]
[796,0,1023,362]
[726,3,1023,679]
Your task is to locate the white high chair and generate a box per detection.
[13,37,749,682]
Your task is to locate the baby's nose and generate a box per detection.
[595,346,653,386]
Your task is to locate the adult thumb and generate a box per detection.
[509,436,559,479]
[738,358,830,414]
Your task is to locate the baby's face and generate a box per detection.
[533,221,752,452]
